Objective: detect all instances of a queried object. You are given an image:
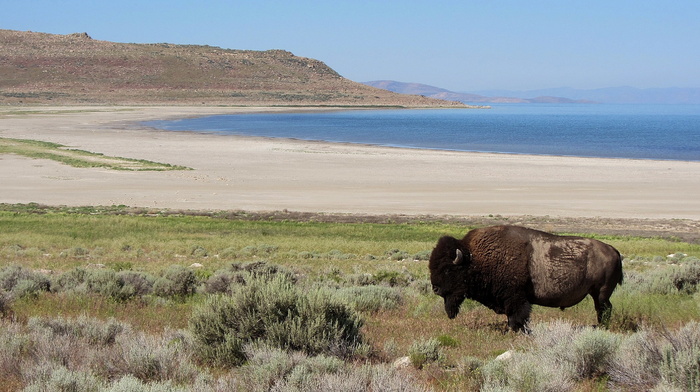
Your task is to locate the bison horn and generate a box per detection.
[453,249,464,265]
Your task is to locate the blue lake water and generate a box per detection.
[143,104,700,161]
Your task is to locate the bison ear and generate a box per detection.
[453,249,464,265]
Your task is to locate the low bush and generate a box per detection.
[202,270,244,295]
[117,270,155,296]
[202,261,296,295]
[0,265,50,298]
[656,322,700,391]
[232,344,430,392]
[480,354,575,392]
[569,328,621,379]
[0,321,29,381]
[153,265,196,298]
[51,267,87,292]
[331,285,403,312]
[408,338,442,369]
[23,365,105,392]
[101,375,188,392]
[0,290,11,317]
[609,329,662,390]
[94,329,199,385]
[28,315,126,346]
[623,259,700,295]
[374,269,413,287]
[436,334,460,348]
[189,275,364,366]
[477,320,700,391]
[239,244,278,257]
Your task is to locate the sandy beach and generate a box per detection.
[1,106,699,220]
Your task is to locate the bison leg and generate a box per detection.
[506,302,532,332]
[592,289,614,327]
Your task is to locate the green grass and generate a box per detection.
[2,204,697,273]
[0,137,191,171]
[0,205,458,275]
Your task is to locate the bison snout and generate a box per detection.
[444,297,461,319]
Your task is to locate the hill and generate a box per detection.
[0,30,464,107]
[364,80,593,104]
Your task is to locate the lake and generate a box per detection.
[143,104,700,161]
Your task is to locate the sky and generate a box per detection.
[2,0,699,92]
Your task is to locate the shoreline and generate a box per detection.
[1,106,699,221]
[140,106,700,163]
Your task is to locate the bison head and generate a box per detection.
[428,236,470,319]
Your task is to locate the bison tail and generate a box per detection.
[616,249,624,285]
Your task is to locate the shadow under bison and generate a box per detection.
[429,225,623,332]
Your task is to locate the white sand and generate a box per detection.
[1,106,699,219]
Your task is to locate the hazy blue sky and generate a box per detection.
[2,1,698,91]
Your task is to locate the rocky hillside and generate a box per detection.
[0,30,464,107]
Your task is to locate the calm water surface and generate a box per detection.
[144,104,700,161]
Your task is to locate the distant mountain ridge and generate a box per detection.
[365,81,700,105]
[363,81,592,104]
[471,86,700,104]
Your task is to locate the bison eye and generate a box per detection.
[432,285,440,294]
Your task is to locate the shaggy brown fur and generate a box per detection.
[429,225,623,331]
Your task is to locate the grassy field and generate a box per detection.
[1,204,700,391]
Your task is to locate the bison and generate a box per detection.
[429,225,623,331]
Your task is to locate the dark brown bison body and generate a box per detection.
[429,225,623,331]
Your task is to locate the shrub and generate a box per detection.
[374,270,411,287]
[624,260,700,296]
[202,262,296,295]
[23,365,105,392]
[102,375,188,392]
[60,247,90,258]
[657,321,700,391]
[0,290,12,317]
[189,275,364,366]
[344,273,376,286]
[386,249,411,261]
[117,271,155,296]
[437,334,460,348]
[190,245,207,257]
[610,321,700,391]
[219,246,238,259]
[28,315,126,346]
[202,270,244,294]
[408,338,442,369]
[332,285,403,312]
[51,267,87,292]
[237,345,345,391]
[232,345,429,392]
[94,330,199,385]
[569,328,621,379]
[153,266,197,298]
[0,321,29,380]
[239,244,278,257]
[84,269,123,299]
[0,265,51,298]
[480,353,575,392]
[670,260,700,294]
[609,329,663,390]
